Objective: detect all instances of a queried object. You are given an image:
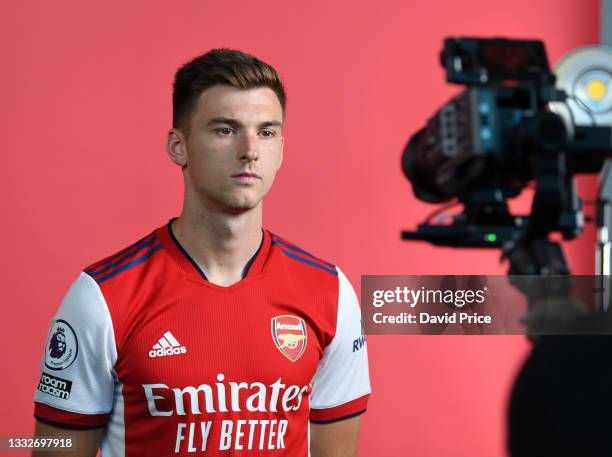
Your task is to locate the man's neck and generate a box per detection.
[171,205,264,287]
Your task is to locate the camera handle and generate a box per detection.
[502,238,570,276]
[502,238,577,338]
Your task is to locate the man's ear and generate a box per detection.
[167,128,188,168]
[277,135,284,170]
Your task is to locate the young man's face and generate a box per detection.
[172,85,284,214]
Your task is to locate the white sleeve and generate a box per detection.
[309,267,371,423]
[34,272,117,428]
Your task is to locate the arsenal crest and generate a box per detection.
[271,315,307,362]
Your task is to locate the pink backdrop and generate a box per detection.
[2,1,600,456]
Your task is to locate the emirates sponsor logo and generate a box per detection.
[142,374,310,416]
[149,331,187,358]
[142,376,311,452]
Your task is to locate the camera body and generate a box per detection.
[402,37,612,248]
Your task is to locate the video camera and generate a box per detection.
[402,37,612,263]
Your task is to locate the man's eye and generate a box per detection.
[215,127,235,135]
[259,130,275,137]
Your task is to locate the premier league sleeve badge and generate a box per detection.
[44,319,79,371]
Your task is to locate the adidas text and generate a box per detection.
[149,346,187,358]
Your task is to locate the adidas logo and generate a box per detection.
[148,331,187,358]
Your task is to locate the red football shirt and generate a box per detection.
[34,220,370,456]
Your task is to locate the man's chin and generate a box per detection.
[194,189,264,215]
[217,197,262,215]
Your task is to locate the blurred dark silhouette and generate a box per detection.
[508,334,612,457]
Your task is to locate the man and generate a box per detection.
[33,49,371,456]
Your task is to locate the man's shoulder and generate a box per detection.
[82,225,165,286]
[268,232,339,280]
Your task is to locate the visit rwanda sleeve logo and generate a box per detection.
[271,315,307,362]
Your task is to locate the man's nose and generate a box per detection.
[238,132,259,161]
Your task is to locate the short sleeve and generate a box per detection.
[309,267,371,423]
[34,272,117,428]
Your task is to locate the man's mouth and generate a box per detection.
[231,172,262,184]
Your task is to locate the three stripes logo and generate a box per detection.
[148,331,187,358]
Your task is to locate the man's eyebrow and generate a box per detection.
[258,120,283,128]
[206,117,283,128]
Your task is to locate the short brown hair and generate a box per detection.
[172,48,286,134]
